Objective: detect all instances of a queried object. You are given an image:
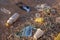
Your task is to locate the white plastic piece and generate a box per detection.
[40,4,47,9]
[0,8,11,14]
[35,5,41,9]
[33,28,44,39]
[35,5,43,12]
[35,13,40,18]
[41,4,51,9]
[35,4,51,12]
[7,13,20,24]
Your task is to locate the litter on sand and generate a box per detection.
[34,17,44,23]
[0,8,11,14]
[35,13,40,18]
[5,13,20,27]
[33,28,44,40]
[16,2,31,12]
[16,26,36,37]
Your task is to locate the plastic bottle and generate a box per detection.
[33,28,44,39]
[5,13,20,27]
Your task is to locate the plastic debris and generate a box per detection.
[54,33,60,40]
[35,5,41,8]
[19,5,30,12]
[51,8,57,14]
[34,17,44,23]
[16,2,30,12]
[0,8,11,14]
[35,4,51,12]
[33,28,44,39]
[44,8,51,14]
[40,4,51,9]
[5,13,20,27]
[40,4,47,9]
[16,26,36,37]
[35,13,40,18]
[40,4,51,14]
[35,5,43,12]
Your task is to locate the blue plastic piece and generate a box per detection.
[23,6,30,12]
[16,26,36,37]
[22,26,32,37]
[16,2,30,12]
[19,5,30,12]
